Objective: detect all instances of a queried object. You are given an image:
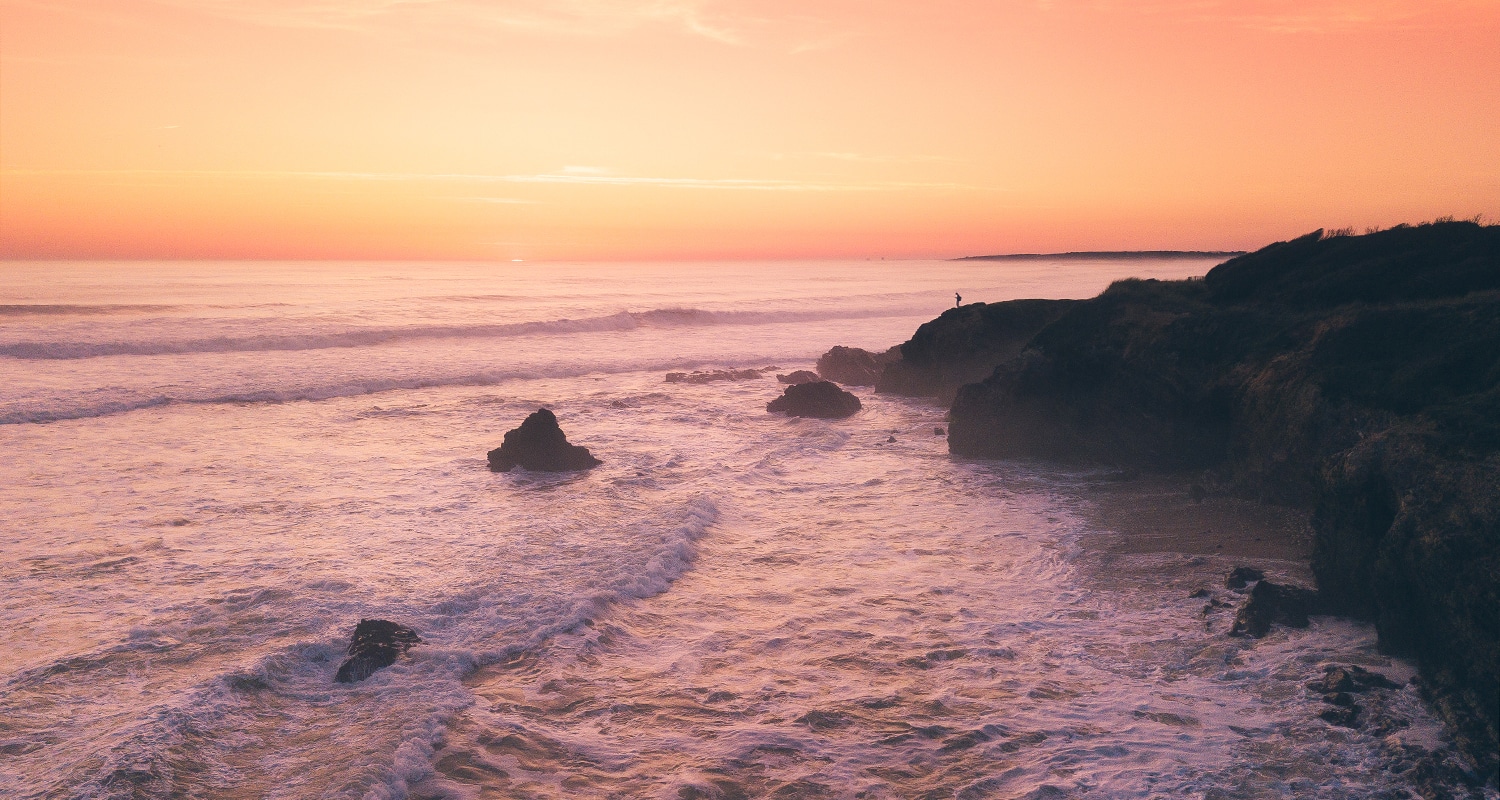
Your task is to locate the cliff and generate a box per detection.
[876,299,1076,403]
[944,222,1500,775]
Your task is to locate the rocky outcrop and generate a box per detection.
[1225,566,1265,590]
[1229,579,1324,638]
[777,370,820,385]
[939,222,1500,775]
[1313,430,1499,774]
[487,408,602,472]
[816,346,900,387]
[767,381,862,419]
[335,619,421,683]
[876,299,1075,403]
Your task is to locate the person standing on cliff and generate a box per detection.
[955,292,962,307]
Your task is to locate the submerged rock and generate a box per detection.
[1319,705,1362,728]
[816,345,900,387]
[666,367,774,384]
[1309,664,1401,694]
[777,370,820,385]
[335,619,421,683]
[487,408,601,472]
[1229,579,1323,638]
[767,381,862,419]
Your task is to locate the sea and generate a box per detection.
[0,259,1482,799]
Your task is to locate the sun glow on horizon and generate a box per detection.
[2,0,1498,260]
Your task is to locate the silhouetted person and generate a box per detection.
[955,292,962,307]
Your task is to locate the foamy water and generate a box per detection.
[0,260,1478,799]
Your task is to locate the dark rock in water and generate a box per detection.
[1319,704,1361,727]
[666,367,774,384]
[1189,588,1211,599]
[1309,664,1401,694]
[1229,579,1322,637]
[487,408,601,472]
[816,345,900,387]
[1324,691,1357,707]
[335,619,420,683]
[777,370,820,385]
[1226,566,1265,590]
[767,381,861,419]
[934,426,946,436]
[887,435,897,443]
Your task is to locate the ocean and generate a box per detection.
[0,259,1472,799]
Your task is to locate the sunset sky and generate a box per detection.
[2,0,1497,261]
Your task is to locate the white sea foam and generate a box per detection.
[0,306,921,360]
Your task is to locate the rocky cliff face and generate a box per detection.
[944,222,1500,775]
[875,299,1075,403]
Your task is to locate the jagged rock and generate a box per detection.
[335,619,421,683]
[1226,566,1265,590]
[487,408,601,472]
[934,426,946,436]
[886,435,897,443]
[816,345,900,387]
[777,370,820,385]
[1308,664,1401,693]
[666,367,774,384]
[767,381,861,419]
[1229,579,1322,637]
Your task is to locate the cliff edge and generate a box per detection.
[946,221,1500,775]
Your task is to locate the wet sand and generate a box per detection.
[1065,473,1316,592]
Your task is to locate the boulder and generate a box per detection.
[1225,566,1265,590]
[335,619,421,683]
[767,381,862,419]
[816,346,900,387]
[1229,579,1323,638]
[777,370,820,385]
[487,408,601,472]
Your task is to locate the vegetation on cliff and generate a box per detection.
[941,221,1500,776]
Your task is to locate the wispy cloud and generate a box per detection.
[774,152,961,164]
[124,0,744,42]
[1,167,993,192]
[455,196,541,204]
[1098,0,1497,33]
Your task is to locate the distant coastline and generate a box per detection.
[955,250,1247,261]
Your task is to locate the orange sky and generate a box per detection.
[2,0,1498,260]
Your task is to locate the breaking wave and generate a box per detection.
[0,307,919,360]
